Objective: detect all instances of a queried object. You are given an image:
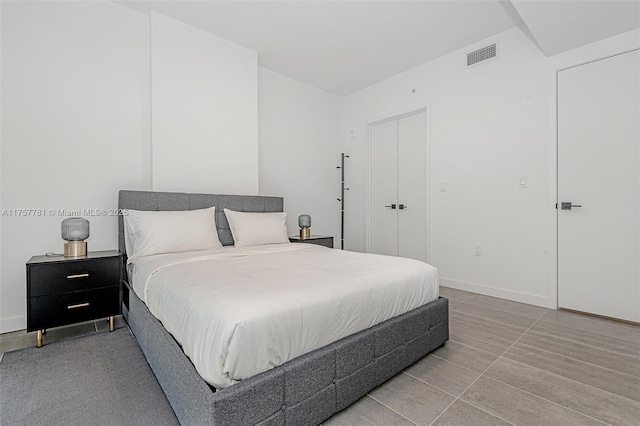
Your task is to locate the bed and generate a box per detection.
[118,190,449,426]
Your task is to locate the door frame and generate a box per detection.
[549,47,639,310]
[365,104,432,263]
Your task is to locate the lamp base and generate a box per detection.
[299,228,311,239]
[64,241,87,257]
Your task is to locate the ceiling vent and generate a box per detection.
[466,43,498,68]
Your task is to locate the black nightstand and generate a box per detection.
[26,250,123,347]
[289,235,334,248]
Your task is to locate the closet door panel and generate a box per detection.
[398,111,427,262]
[370,119,398,256]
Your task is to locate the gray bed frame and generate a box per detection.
[118,190,449,426]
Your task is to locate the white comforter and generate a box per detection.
[130,243,439,388]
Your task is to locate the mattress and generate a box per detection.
[129,243,439,389]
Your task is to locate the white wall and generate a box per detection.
[0,1,4,334]
[340,26,640,307]
[151,12,258,195]
[258,68,341,240]
[0,1,151,332]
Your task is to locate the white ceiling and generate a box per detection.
[512,0,640,56]
[117,1,640,96]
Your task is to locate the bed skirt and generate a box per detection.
[123,282,449,426]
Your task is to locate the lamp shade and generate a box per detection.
[298,214,311,228]
[61,217,90,241]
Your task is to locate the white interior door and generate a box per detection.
[398,111,427,262]
[370,119,398,257]
[370,110,427,261]
[557,50,639,322]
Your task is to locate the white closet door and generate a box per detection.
[557,50,639,322]
[370,119,398,257]
[398,111,427,262]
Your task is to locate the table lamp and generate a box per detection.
[298,214,311,238]
[61,217,89,257]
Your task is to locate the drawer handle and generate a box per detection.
[67,302,90,310]
[67,273,89,279]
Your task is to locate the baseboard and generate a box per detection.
[0,316,25,334]
[440,277,548,308]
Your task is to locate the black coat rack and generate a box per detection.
[337,153,349,250]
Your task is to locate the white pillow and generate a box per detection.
[223,209,289,247]
[123,207,222,260]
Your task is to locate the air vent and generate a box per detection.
[466,43,497,67]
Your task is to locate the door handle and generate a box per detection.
[561,202,582,210]
[384,204,397,209]
[398,204,407,210]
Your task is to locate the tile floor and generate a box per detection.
[1,288,639,425]
[323,287,640,425]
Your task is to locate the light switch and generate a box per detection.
[440,181,447,192]
[348,128,356,139]
[517,175,528,188]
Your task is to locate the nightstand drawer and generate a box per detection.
[289,235,334,248]
[304,237,333,248]
[28,286,120,331]
[28,257,120,297]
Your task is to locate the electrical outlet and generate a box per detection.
[474,244,483,256]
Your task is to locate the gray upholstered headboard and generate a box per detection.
[118,190,284,255]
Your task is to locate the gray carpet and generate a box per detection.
[0,328,179,426]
